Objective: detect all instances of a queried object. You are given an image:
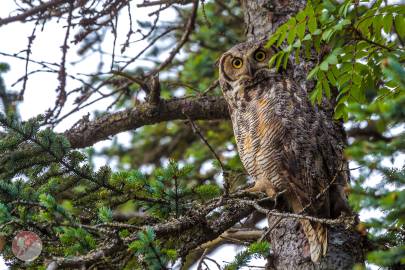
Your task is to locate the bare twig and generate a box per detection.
[137,0,191,8]
[185,115,225,171]
[20,18,40,100]
[0,0,68,26]
[243,200,356,227]
[46,0,74,123]
[145,0,198,77]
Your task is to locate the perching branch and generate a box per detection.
[65,96,229,148]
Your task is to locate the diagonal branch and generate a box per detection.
[146,0,199,77]
[0,0,68,26]
[65,96,229,148]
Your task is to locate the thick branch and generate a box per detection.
[65,96,229,148]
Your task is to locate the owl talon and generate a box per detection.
[244,184,264,194]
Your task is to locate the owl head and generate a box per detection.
[218,40,275,106]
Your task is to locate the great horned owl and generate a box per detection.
[218,40,351,262]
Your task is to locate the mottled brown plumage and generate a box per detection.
[219,40,351,262]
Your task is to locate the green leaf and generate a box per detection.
[39,193,57,210]
[321,29,333,42]
[297,21,306,40]
[163,249,177,260]
[309,82,323,104]
[326,70,337,86]
[394,15,405,39]
[321,73,331,99]
[295,48,301,64]
[352,72,362,85]
[338,1,351,17]
[307,66,319,80]
[338,73,352,87]
[266,34,279,48]
[276,29,288,47]
[98,206,113,223]
[337,85,351,99]
[248,241,270,254]
[312,29,322,35]
[357,17,373,37]
[296,10,306,22]
[283,44,293,53]
[287,27,297,44]
[308,16,318,34]
[305,2,315,17]
[327,54,338,65]
[282,52,290,69]
[0,63,10,73]
[268,51,282,68]
[323,0,337,12]
[288,17,296,28]
[195,184,221,200]
[383,14,393,34]
[334,103,348,121]
[350,85,365,103]
[0,203,11,223]
[372,15,384,36]
[275,51,285,71]
[320,61,329,71]
[293,39,301,48]
[303,34,312,41]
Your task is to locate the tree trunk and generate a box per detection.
[240,1,364,269]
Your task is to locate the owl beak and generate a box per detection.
[246,63,255,79]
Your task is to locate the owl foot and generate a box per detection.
[244,180,277,200]
[244,184,264,194]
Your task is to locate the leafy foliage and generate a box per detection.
[224,241,270,270]
[0,112,226,268]
[57,227,96,256]
[267,0,404,120]
[267,0,405,268]
[128,227,173,270]
[347,91,405,268]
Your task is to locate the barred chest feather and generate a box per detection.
[230,81,290,193]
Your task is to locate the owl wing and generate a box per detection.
[273,80,330,262]
[265,80,328,214]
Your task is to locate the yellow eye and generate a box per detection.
[254,50,266,62]
[232,58,243,69]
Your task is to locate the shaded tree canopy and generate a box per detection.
[0,0,403,269]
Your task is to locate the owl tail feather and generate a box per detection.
[300,219,328,262]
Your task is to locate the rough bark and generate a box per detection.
[267,218,363,270]
[65,96,229,148]
[240,1,364,269]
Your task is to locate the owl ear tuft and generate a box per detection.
[214,57,220,68]
[216,52,229,68]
